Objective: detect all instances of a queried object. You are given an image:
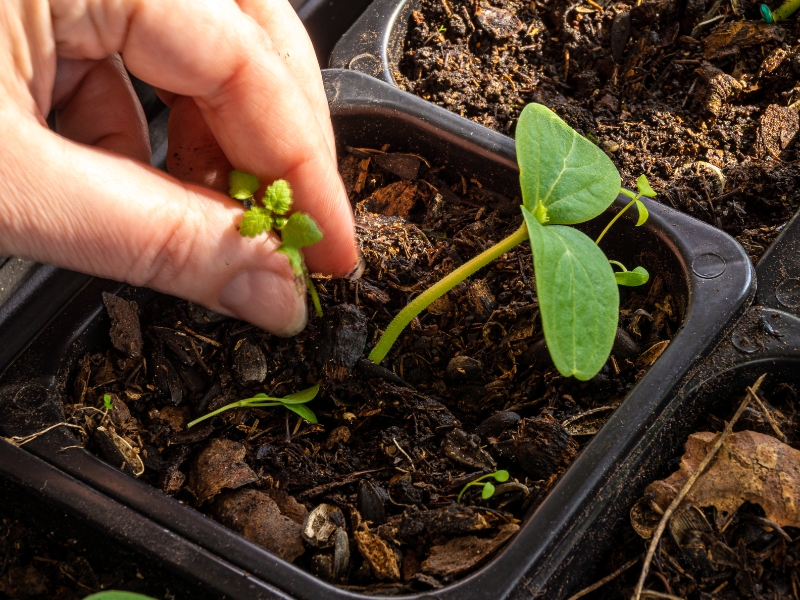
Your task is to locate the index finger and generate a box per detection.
[51,0,357,276]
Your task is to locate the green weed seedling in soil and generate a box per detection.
[229,172,324,316]
[103,394,114,411]
[84,593,157,600]
[369,103,654,380]
[187,385,319,429]
[457,470,510,502]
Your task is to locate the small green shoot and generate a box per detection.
[369,104,654,380]
[609,261,650,287]
[457,470,510,502]
[83,593,157,600]
[186,385,320,428]
[103,394,114,411]
[229,172,324,317]
[761,0,800,22]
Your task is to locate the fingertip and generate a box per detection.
[217,268,308,336]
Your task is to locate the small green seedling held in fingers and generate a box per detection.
[457,470,510,502]
[369,103,653,381]
[229,172,324,317]
[187,385,319,428]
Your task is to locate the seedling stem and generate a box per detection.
[368,225,528,364]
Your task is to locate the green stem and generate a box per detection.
[187,399,252,428]
[368,224,530,364]
[457,481,487,502]
[595,195,639,245]
[305,274,323,317]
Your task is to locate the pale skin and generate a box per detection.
[0,0,359,336]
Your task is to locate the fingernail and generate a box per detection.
[218,271,307,336]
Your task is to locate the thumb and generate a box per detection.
[0,115,308,336]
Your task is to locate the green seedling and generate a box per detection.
[229,172,324,317]
[187,385,319,428]
[761,0,800,22]
[368,103,653,380]
[103,394,114,411]
[597,174,653,288]
[83,593,157,600]
[457,470,510,502]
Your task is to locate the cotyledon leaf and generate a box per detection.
[522,206,619,380]
[516,104,621,225]
[614,266,650,287]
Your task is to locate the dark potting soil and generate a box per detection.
[397,0,800,262]
[587,377,800,600]
[63,149,677,593]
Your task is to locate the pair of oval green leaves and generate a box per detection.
[517,104,652,380]
[457,470,510,502]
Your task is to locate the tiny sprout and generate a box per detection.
[229,172,324,317]
[438,25,447,32]
[457,470,510,502]
[186,385,319,429]
[761,0,800,22]
[609,261,650,287]
[103,394,114,411]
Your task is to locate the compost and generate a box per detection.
[397,0,800,262]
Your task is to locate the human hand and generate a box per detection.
[0,0,358,336]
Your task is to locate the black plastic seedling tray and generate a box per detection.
[525,210,800,599]
[0,423,294,599]
[0,70,753,600]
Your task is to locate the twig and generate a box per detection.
[566,556,640,600]
[393,437,416,471]
[748,384,787,443]
[632,373,767,600]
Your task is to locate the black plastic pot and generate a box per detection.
[522,210,800,599]
[299,0,379,66]
[330,0,425,84]
[0,70,754,600]
[0,437,296,600]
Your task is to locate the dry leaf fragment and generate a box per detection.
[421,523,519,578]
[354,526,400,581]
[753,104,799,160]
[703,22,786,60]
[639,340,669,366]
[645,430,800,529]
[361,180,419,218]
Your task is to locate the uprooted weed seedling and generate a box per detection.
[229,172,324,316]
[369,103,653,381]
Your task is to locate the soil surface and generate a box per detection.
[64,149,676,593]
[587,376,800,599]
[397,0,800,262]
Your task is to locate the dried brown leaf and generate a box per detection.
[647,430,800,528]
